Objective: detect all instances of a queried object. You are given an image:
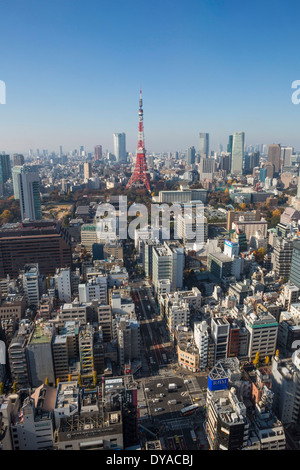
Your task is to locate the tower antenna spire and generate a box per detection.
[126,89,151,192]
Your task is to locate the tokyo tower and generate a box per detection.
[126,89,151,192]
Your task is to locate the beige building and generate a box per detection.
[0,295,26,322]
[176,328,199,372]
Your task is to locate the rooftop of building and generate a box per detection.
[29,322,53,345]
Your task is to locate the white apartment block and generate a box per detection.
[55,268,72,303]
[194,321,209,370]
[78,276,107,304]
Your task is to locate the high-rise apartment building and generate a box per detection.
[113,132,126,163]
[199,133,209,158]
[231,132,245,175]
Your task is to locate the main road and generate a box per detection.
[131,284,171,375]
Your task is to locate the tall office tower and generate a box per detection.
[12,165,22,199]
[186,146,196,165]
[227,134,233,158]
[199,133,209,158]
[272,237,294,281]
[12,153,24,166]
[245,151,260,172]
[0,154,11,195]
[12,164,37,200]
[79,145,85,157]
[17,168,42,221]
[267,143,281,174]
[94,145,102,161]
[126,90,151,192]
[290,240,300,288]
[59,145,63,157]
[231,132,245,175]
[199,156,215,181]
[113,132,126,163]
[83,161,92,179]
[220,154,230,172]
[281,146,293,167]
[265,161,274,179]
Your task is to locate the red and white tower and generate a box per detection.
[126,89,151,192]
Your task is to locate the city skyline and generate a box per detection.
[1,1,300,153]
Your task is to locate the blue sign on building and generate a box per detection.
[208,376,228,391]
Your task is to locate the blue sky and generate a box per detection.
[1,0,300,154]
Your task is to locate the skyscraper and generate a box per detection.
[17,167,42,221]
[94,145,102,161]
[0,154,11,195]
[113,132,126,163]
[290,240,300,288]
[83,161,92,179]
[199,133,209,158]
[231,132,245,175]
[267,144,281,174]
[12,153,25,167]
[186,146,196,165]
[281,146,293,167]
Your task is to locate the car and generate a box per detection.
[154,407,163,412]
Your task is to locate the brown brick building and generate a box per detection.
[0,220,72,278]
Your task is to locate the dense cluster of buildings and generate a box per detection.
[1,134,300,450]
